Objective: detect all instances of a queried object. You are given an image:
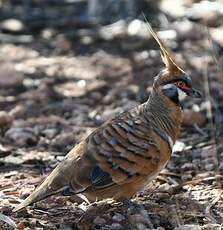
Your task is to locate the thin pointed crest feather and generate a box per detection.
[142,13,181,72]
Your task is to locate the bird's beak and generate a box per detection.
[187,88,202,98]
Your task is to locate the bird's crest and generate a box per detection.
[142,14,183,73]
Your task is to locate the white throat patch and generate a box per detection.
[177,88,187,101]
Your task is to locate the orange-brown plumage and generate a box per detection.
[14,20,201,212]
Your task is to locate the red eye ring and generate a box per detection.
[176,81,187,89]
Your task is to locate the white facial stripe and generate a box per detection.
[167,134,174,150]
[177,88,187,101]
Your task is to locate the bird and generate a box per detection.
[14,21,202,212]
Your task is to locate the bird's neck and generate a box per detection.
[144,89,182,143]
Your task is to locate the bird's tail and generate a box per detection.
[13,179,54,212]
[13,160,72,212]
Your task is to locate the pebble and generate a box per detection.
[192,149,201,159]
[135,223,147,230]
[129,214,146,223]
[186,1,222,27]
[204,163,215,171]
[218,162,223,171]
[0,63,23,88]
[158,183,172,193]
[93,217,106,225]
[53,34,72,51]
[201,146,215,158]
[153,192,170,201]
[173,141,185,152]
[41,128,58,139]
[0,111,13,129]
[112,213,125,222]
[127,19,148,38]
[1,19,24,32]
[181,173,192,181]
[217,144,223,155]
[174,224,200,230]
[202,157,218,166]
[181,163,197,172]
[5,127,37,147]
[90,91,102,102]
[110,223,123,230]
[51,132,75,151]
[9,105,26,118]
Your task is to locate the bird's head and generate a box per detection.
[146,22,202,104]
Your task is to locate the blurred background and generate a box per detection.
[0,0,223,229]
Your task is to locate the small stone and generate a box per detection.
[192,149,201,159]
[112,213,125,222]
[9,105,26,119]
[5,127,37,147]
[158,183,172,193]
[218,163,223,171]
[204,163,215,171]
[110,223,123,230]
[153,192,170,201]
[202,157,218,167]
[129,214,146,223]
[93,217,106,225]
[19,190,31,200]
[186,1,222,27]
[174,224,200,230]
[1,19,24,32]
[41,128,58,139]
[217,144,223,155]
[181,163,197,172]
[173,141,185,152]
[127,19,148,38]
[89,92,102,101]
[0,111,13,129]
[181,173,192,181]
[54,35,72,51]
[51,132,75,152]
[201,146,215,158]
[0,63,23,88]
[135,223,147,230]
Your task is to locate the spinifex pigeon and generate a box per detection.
[14,22,201,212]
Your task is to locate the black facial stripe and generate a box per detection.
[162,75,192,87]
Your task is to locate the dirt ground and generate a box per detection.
[1,1,223,229]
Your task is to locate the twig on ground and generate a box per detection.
[205,190,223,223]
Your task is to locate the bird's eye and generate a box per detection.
[176,81,187,89]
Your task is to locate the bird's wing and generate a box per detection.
[72,106,161,192]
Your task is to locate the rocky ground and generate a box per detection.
[1,0,223,229]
